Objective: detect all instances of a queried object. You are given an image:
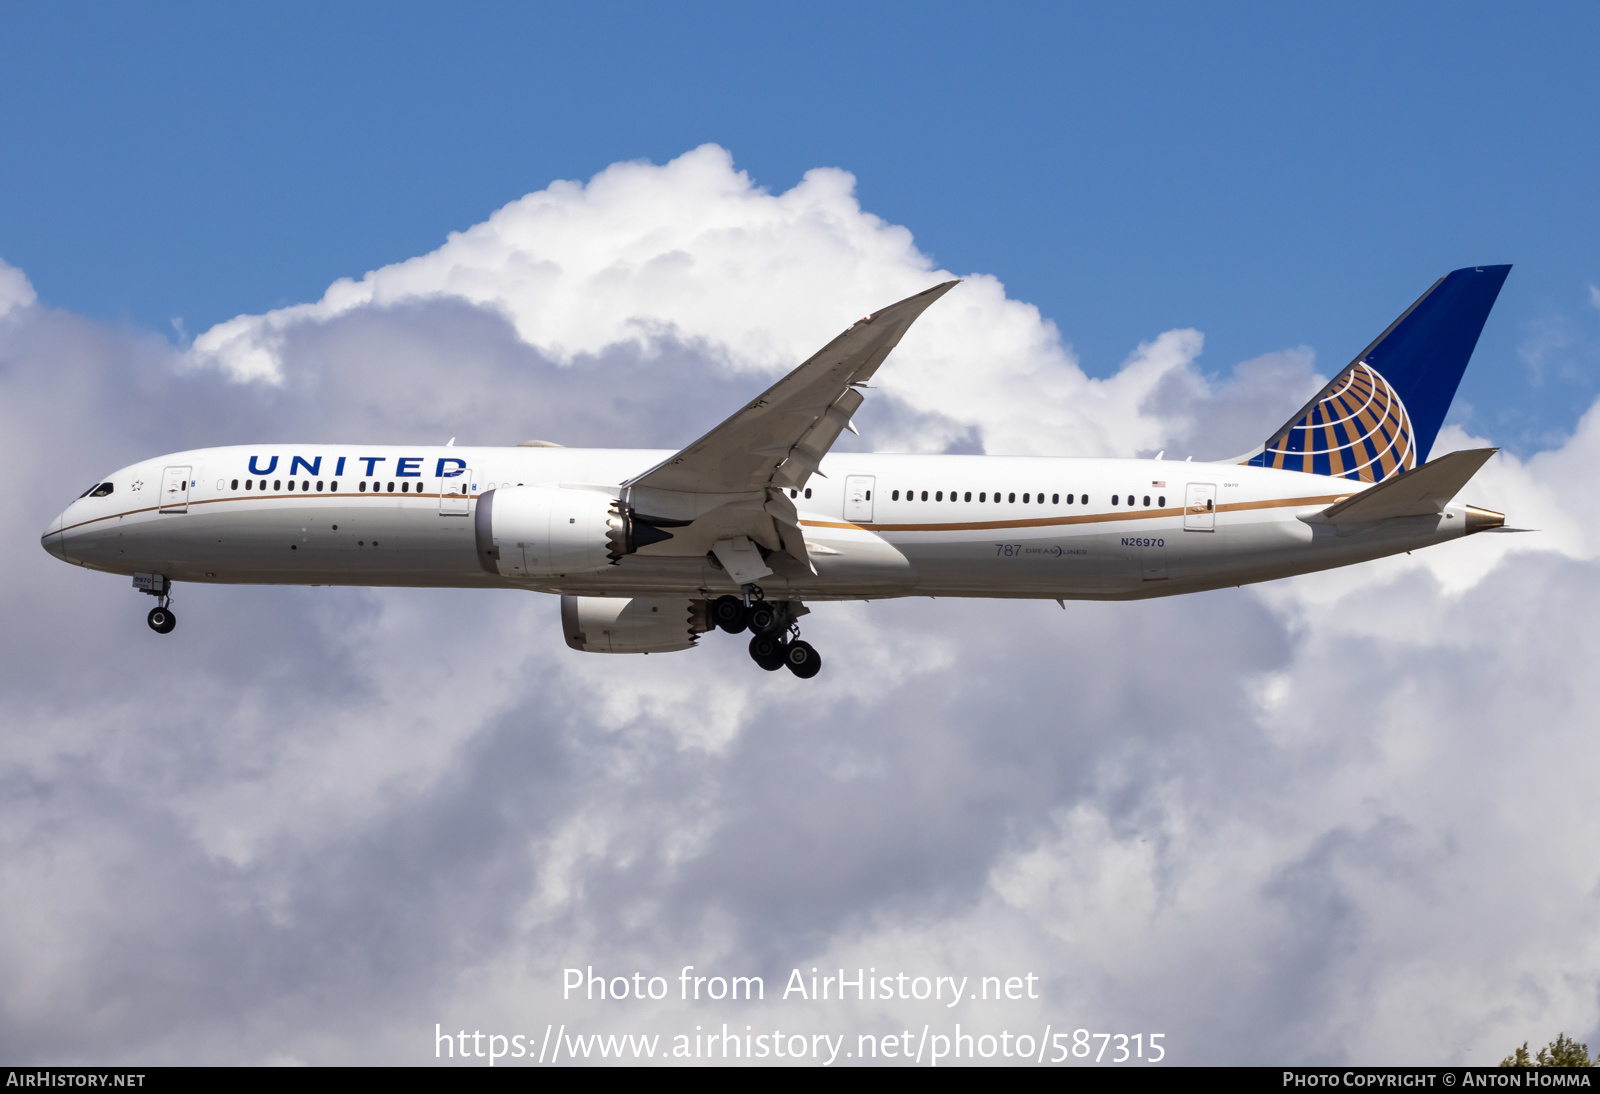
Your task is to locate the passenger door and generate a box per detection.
[159,466,191,513]
[439,467,473,516]
[844,475,875,523]
[1184,482,1216,531]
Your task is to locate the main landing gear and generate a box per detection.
[136,572,176,634]
[709,588,821,679]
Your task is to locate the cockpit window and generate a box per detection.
[88,482,114,498]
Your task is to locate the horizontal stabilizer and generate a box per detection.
[1317,447,1497,523]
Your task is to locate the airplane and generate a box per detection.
[41,265,1515,679]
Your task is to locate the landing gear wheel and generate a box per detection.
[711,595,749,634]
[747,600,784,636]
[784,640,821,679]
[748,632,787,671]
[147,606,176,634]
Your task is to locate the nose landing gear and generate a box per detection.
[134,572,176,634]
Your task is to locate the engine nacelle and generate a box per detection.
[476,486,678,578]
[474,485,614,577]
[562,596,709,654]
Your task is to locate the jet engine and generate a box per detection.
[562,596,709,653]
[476,486,674,578]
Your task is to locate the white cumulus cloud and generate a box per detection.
[2,150,1597,1066]
[0,258,38,318]
[187,144,1219,459]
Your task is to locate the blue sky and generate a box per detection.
[4,2,1597,451]
[6,3,1600,1067]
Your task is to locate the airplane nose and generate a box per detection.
[40,512,69,561]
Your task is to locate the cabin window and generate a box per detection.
[230,479,239,490]
[1207,499,1213,511]
[301,480,309,492]
[865,490,871,500]
[919,490,927,501]
[330,481,338,491]
[892,490,900,500]
[317,481,324,492]
[1082,495,1089,504]
[790,489,798,498]
[403,482,412,493]
[1008,492,1015,503]
[244,480,253,491]
[979,492,986,502]
[1158,495,1165,506]
[273,480,281,491]
[387,482,395,493]
[964,491,971,502]
[804,488,812,499]
[359,481,367,492]
[1143,495,1150,506]
[935,491,943,501]
[1112,495,1119,505]
[1067,493,1074,504]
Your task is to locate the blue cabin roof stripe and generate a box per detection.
[1246,265,1510,483]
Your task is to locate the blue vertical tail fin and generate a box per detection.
[1239,265,1511,481]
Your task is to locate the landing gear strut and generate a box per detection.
[136,572,176,634]
[731,594,821,679]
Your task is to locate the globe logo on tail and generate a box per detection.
[1253,362,1416,482]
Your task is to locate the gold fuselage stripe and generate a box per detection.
[799,493,1347,533]
[45,489,1351,541]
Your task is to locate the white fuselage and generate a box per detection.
[41,444,1472,602]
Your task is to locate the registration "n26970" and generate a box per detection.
[1121,537,1165,547]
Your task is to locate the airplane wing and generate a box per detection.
[624,280,960,495]
[1315,447,1497,523]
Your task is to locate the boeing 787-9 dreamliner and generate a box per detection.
[42,265,1515,678]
